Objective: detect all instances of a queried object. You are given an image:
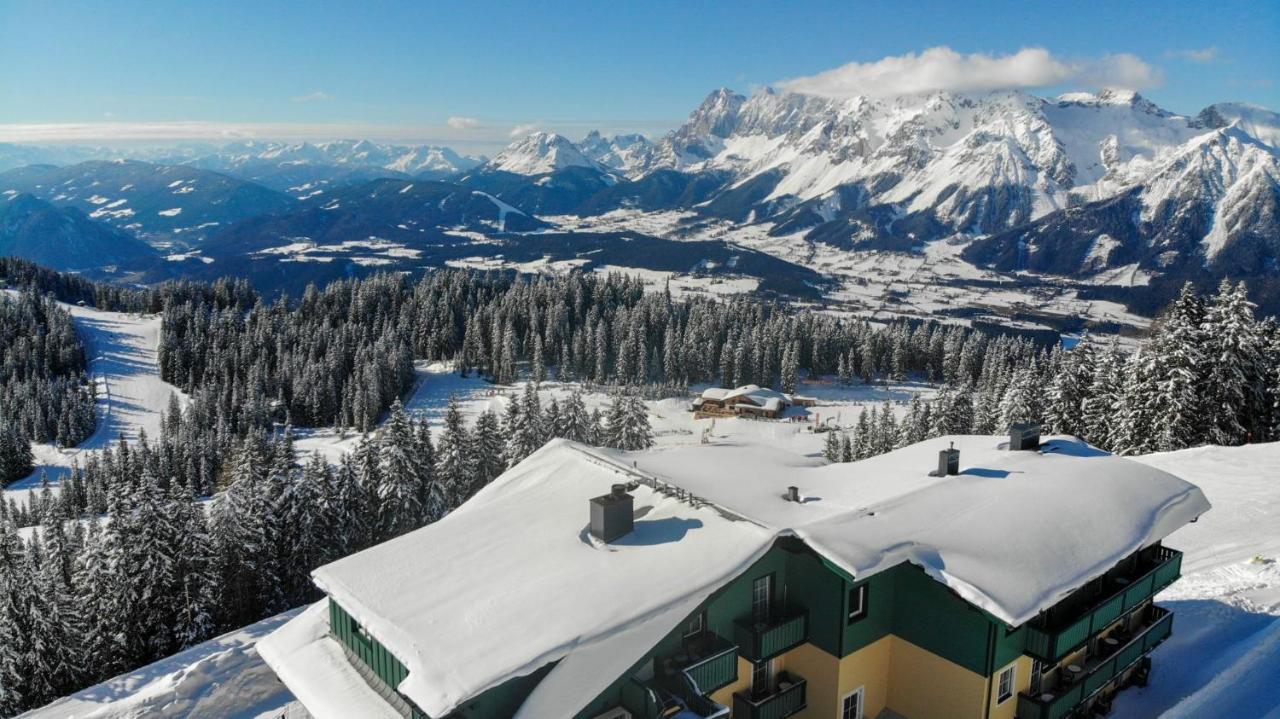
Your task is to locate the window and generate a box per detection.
[847,584,869,624]
[997,664,1016,704]
[1030,659,1044,694]
[682,610,705,639]
[841,687,865,719]
[751,575,773,623]
[750,659,773,696]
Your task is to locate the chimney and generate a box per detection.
[590,483,634,542]
[1010,423,1041,451]
[936,443,960,476]
[787,486,801,502]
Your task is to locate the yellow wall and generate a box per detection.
[886,637,987,719]
[708,657,753,710]
[708,636,1037,719]
[988,655,1033,719]
[781,637,891,719]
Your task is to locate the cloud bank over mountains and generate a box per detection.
[779,46,1163,99]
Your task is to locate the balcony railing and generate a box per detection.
[618,633,738,719]
[732,673,807,719]
[734,608,808,662]
[1025,546,1181,662]
[676,633,739,696]
[1017,605,1173,719]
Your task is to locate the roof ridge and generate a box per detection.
[562,442,757,524]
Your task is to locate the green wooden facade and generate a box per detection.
[324,537,1179,719]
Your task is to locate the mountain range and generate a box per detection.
[0,85,1277,315]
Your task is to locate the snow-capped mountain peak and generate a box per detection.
[488,131,602,175]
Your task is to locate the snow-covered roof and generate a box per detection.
[257,602,403,719]
[308,440,776,719]
[624,436,1209,628]
[699,384,789,409]
[279,434,1208,719]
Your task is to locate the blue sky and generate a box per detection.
[1,0,1275,152]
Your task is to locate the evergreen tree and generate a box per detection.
[435,396,472,514]
[1201,280,1268,445]
[823,429,842,462]
[470,409,506,490]
[604,392,654,451]
[378,399,428,537]
[504,383,545,466]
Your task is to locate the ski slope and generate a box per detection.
[2,296,187,508]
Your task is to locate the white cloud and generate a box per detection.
[291,91,333,103]
[778,46,1163,99]
[509,122,542,138]
[447,116,481,129]
[1165,47,1220,64]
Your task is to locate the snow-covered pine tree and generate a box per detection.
[504,383,545,466]
[558,390,592,444]
[377,399,428,538]
[470,409,506,490]
[605,392,654,451]
[1201,280,1268,445]
[823,429,842,462]
[0,423,34,487]
[31,518,83,698]
[0,517,35,715]
[874,402,898,455]
[435,396,472,515]
[542,397,562,440]
[72,518,127,686]
[1046,335,1094,436]
[780,341,799,394]
[998,367,1040,431]
[352,434,382,547]
[169,477,217,650]
[1078,344,1122,451]
[852,407,872,459]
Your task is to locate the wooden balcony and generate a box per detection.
[1024,546,1181,662]
[732,672,806,719]
[1017,605,1173,719]
[734,608,808,662]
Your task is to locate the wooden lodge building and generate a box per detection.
[691,384,816,419]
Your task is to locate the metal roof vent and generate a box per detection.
[786,486,801,502]
[1010,422,1041,451]
[590,484,634,543]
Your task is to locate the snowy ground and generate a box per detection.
[293,362,936,465]
[20,609,305,719]
[2,297,187,508]
[1112,442,1280,719]
[541,210,1152,333]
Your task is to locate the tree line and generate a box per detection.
[823,280,1279,462]
[0,380,652,714]
[0,291,96,484]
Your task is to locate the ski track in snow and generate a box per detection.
[2,295,188,508]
